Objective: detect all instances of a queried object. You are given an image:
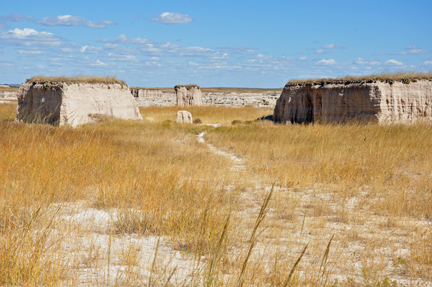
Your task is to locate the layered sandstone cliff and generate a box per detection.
[175,85,202,106]
[274,80,432,124]
[16,81,143,127]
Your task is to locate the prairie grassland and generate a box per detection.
[0,87,19,92]
[1,103,431,286]
[140,105,274,124]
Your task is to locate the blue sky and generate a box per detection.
[1,0,431,87]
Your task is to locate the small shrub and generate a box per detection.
[402,78,411,84]
[193,118,202,124]
[231,120,243,125]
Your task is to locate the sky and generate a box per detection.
[0,0,431,88]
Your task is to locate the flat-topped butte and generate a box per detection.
[275,72,432,124]
[17,75,142,127]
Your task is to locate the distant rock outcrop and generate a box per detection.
[131,89,165,98]
[16,81,143,127]
[274,80,432,124]
[176,110,193,123]
[175,85,202,106]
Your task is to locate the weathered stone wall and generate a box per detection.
[175,86,202,106]
[134,91,279,107]
[17,82,143,127]
[274,80,432,124]
[131,89,166,98]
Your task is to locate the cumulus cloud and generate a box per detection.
[0,28,62,46]
[79,45,102,54]
[385,59,403,65]
[316,59,336,65]
[321,44,345,49]
[424,60,432,65]
[151,12,193,24]
[37,15,116,28]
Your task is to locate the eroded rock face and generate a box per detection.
[274,80,432,124]
[175,86,202,106]
[16,82,143,127]
[176,110,193,123]
[131,89,165,98]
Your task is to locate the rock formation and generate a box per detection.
[176,110,193,124]
[274,80,432,124]
[175,85,202,106]
[0,89,18,102]
[16,81,143,127]
[131,89,165,98]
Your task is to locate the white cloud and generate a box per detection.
[317,59,336,65]
[299,57,307,60]
[385,59,403,65]
[17,50,44,55]
[400,46,430,55]
[424,60,432,65]
[321,44,345,49]
[353,58,381,66]
[151,12,193,24]
[0,28,62,46]
[189,61,199,66]
[37,15,115,28]
[315,49,330,54]
[108,53,138,62]
[79,45,102,54]
[99,34,149,44]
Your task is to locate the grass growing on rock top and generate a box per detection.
[288,70,432,85]
[27,75,127,85]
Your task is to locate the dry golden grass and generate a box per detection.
[1,103,431,285]
[27,75,127,85]
[140,105,273,124]
[288,71,432,85]
[0,87,19,92]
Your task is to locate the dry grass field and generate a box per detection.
[1,102,431,286]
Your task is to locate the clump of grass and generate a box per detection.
[27,75,127,86]
[193,118,202,124]
[231,120,243,125]
[287,71,432,86]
